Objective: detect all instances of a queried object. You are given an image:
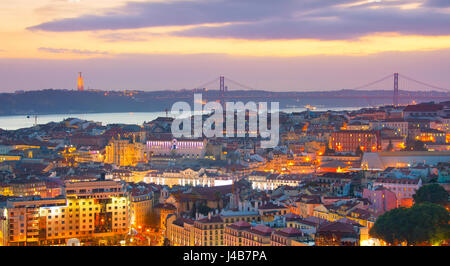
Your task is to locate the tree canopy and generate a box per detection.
[413,184,449,206]
[403,139,427,151]
[370,202,450,245]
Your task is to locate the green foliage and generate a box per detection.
[163,238,170,246]
[413,184,449,206]
[355,146,364,157]
[197,204,213,216]
[386,140,394,152]
[404,139,427,151]
[370,202,450,245]
[324,147,335,156]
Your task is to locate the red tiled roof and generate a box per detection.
[274,227,304,237]
[229,220,252,230]
[403,104,443,112]
[317,221,356,233]
[249,224,273,236]
[374,178,421,185]
[197,215,223,224]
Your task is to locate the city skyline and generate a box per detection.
[1,0,450,91]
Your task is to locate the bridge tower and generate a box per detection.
[220,75,226,92]
[219,75,226,105]
[393,72,399,106]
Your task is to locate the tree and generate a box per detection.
[214,191,222,212]
[197,204,213,216]
[386,140,394,152]
[324,147,335,156]
[369,207,409,245]
[163,238,170,246]
[370,203,450,245]
[413,184,449,206]
[404,139,427,151]
[407,203,450,245]
[355,146,364,157]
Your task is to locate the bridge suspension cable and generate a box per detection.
[349,73,393,91]
[398,73,450,92]
[193,77,220,89]
[225,77,257,91]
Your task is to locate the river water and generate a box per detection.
[0,106,363,130]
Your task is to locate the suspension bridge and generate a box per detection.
[187,73,449,107]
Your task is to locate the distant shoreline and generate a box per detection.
[0,89,448,117]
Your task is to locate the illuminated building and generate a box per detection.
[0,144,41,154]
[372,178,422,208]
[147,168,234,188]
[284,215,318,236]
[403,103,444,119]
[330,130,380,153]
[270,227,310,246]
[0,210,7,246]
[363,186,398,214]
[220,208,261,225]
[289,195,322,218]
[411,128,446,144]
[350,110,387,121]
[0,155,21,162]
[112,169,156,183]
[224,221,311,246]
[1,195,129,246]
[223,221,251,246]
[370,119,408,137]
[104,138,147,167]
[9,179,62,198]
[0,184,13,196]
[315,221,359,246]
[62,146,104,164]
[2,196,66,246]
[146,138,206,159]
[64,180,126,199]
[257,202,289,222]
[77,72,84,91]
[193,214,224,246]
[312,198,376,229]
[1,180,130,246]
[239,224,273,246]
[257,152,315,174]
[166,216,194,246]
[249,172,308,190]
[361,151,450,170]
[166,205,261,246]
[129,186,153,227]
[346,121,370,131]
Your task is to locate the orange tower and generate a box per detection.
[77,72,84,91]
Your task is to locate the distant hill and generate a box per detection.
[0,89,448,116]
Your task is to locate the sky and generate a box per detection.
[1,0,450,92]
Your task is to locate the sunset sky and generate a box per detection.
[1,0,450,91]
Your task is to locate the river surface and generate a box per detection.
[0,106,363,130]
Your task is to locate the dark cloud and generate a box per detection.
[38,47,109,55]
[94,32,162,42]
[27,0,450,40]
[425,0,450,7]
[27,0,353,32]
[175,7,450,40]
